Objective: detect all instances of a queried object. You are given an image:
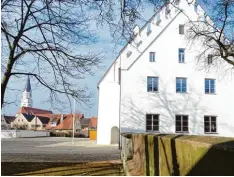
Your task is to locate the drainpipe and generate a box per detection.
[118,54,122,150]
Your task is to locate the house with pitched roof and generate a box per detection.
[1,115,15,129]
[11,113,50,130]
[97,0,234,145]
[47,114,84,133]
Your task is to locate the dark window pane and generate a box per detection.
[146,126,152,131]
[183,121,188,126]
[211,117,216,121]
[153,126,159,131]
[205,88,210,93]
[176,116,181,121]
[211,122,216,132]
[204,121,210,127]
[204,116,209,121]
[183,126,188,132]
[183,116,188,121]
[176,126,181,132]
[204,126,210,133]
[153,115,158,120]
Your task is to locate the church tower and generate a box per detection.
[21,76,33,107]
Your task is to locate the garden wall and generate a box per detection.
[121,133,234,176]
[1,130,49,138]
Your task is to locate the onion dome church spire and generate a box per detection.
[21,76,33,107]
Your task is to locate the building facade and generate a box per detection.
[97,0,234,144]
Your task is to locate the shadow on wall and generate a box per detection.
[121,76,207,134]
[121,74,234,134]
[143,134,234,176]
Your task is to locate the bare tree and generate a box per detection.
[185,0,234,68]
[93,0,234,67]
[1,0,233,109]
[1,0,102,109]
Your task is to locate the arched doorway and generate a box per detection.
[111,126,119,144]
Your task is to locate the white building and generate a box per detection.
[21,76,33,107]
[97,0,234,145]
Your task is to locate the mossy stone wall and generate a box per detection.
[122,133,234,176]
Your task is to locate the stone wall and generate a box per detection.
[121,133,234,176]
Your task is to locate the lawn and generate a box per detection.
[1,161,124,176]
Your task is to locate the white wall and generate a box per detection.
[97,0,234,145]
[120,2,234,137]
[97,57,121,144]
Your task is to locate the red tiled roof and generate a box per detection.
[89,117,97,128]
[47,114,84,130]
[17,107,53,115]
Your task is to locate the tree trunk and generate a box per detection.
[1,57,14,108]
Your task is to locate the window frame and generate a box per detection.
[178,48,185,63]
[205,78,216,94]
[175,115,189,133]
[146,114,160,132]
[204,115,217,134]
[207,54,213,65]
[147,76,159,92]
[147,23,152,36]
[176,77,187,93]
[149,52,156,62]
[179,24,185,35]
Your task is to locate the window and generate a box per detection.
[137,40,142,47]
[208,55,213,64]
[176,78,187,93]
[147,77,159,92]
[156,13,161,25]
[147,23,151,35]
[149,52,155,62]
[179,25,185,34]
[204,116,217,133]
[175,115,189,133]
[127,51,132,58]
[146,114,159,132]
[178,48,185,63]
[205,79,215,94]
[175,0,180,5]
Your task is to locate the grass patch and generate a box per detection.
[1,161,124,176]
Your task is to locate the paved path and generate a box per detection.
[1,137,120,162]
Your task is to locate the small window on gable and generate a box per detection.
[208,55,213,64]
[179,25,185,34]
[149,52,155,62]
[147,23,151,35]
[137,40,142,47]
[175,0,180,5]
[156,13,161,25]
[127,51,132,58]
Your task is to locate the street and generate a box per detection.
[1,137,123,176]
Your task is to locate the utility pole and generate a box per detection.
[72,98,75,144]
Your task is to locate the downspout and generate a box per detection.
[118,54,122,150]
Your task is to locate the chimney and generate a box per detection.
[60,114,63,123]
